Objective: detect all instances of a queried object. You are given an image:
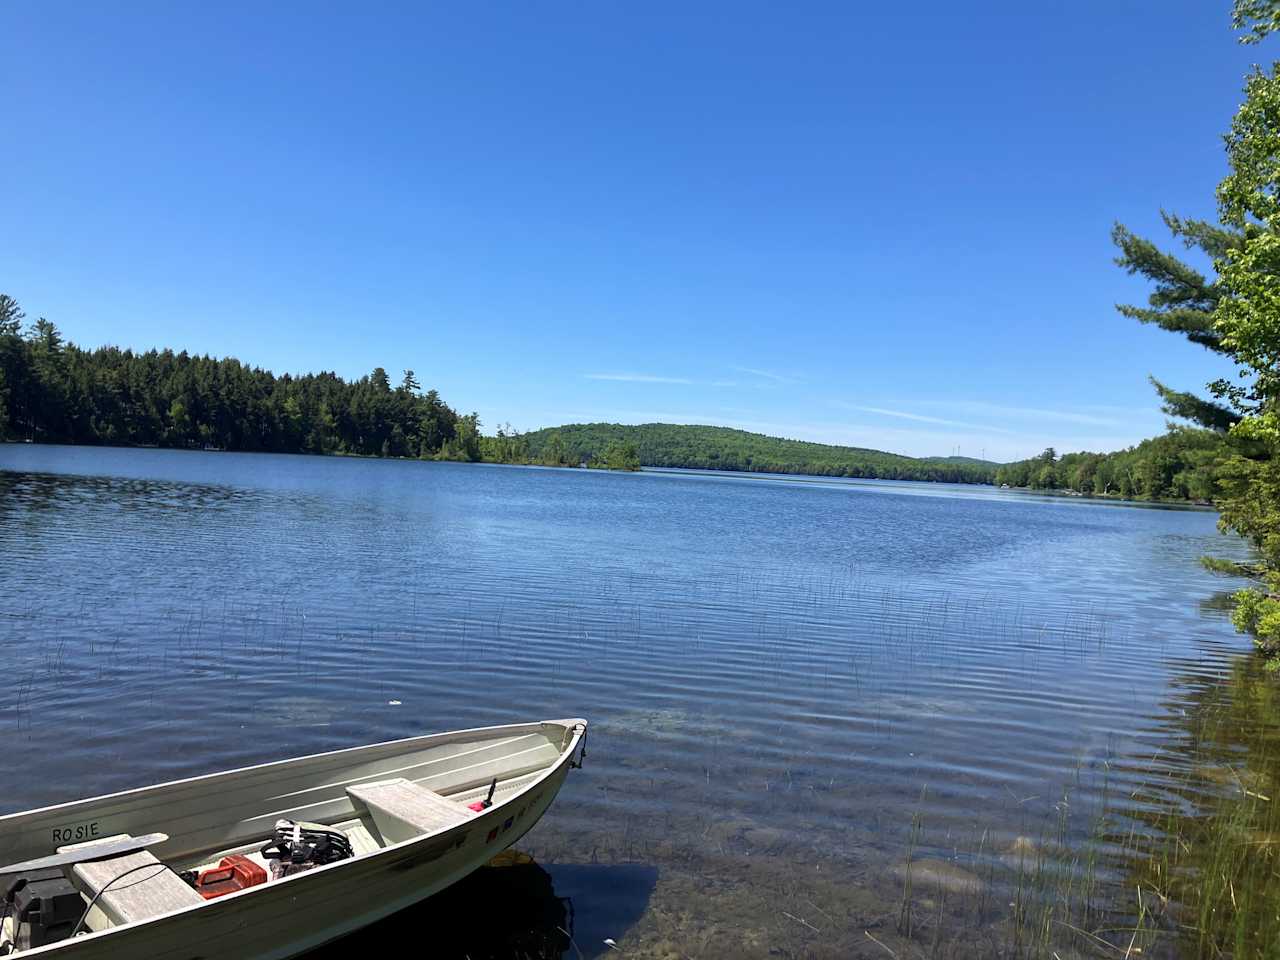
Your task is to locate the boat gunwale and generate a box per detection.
[3,732,554,846]
[13,718,586,957]
[0,718,583,824]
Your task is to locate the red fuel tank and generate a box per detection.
[194,855,268,899]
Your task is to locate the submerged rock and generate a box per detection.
[706,818,758,844]
[741,826,785,851]
[893,857,985,895]
[1002,836,1039,869]
[1193,763,1268,793]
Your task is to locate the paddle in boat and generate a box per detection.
[0,718,587,957]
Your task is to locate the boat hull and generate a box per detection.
[3,719,585,958]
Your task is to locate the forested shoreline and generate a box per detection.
[0,295,489,461]
[0,292,1262,511]
[994,429,1227,502]
[518,422,998,483]
[0,296,991,482]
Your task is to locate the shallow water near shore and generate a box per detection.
[1,445,1274,958]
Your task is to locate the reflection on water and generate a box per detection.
[309,850,657,960]
[1120,656,1280,957]
[0,445,1270,958]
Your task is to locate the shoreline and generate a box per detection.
[1,440,1220,506]
[997,482,1217,510]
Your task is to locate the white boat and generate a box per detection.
[0,718,588,958]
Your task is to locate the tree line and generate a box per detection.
[481,424,641,471]
[0,321,992,484]
[0,295,482,461]
[518,422,1000,483]
[0,297,649,472]
[994,429,1227,502]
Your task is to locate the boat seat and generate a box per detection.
[347,777,474,845]
[72,848,202,927]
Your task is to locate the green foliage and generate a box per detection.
[1233,0,1280,43]
[592,440,641,471]
[1111,5,1280,659]
[478,423,531,465]
[1202,555,1265,578]
[1216,452,1280,567]
[1123,654,1280,956]
[437,412,482,462]
[1217,68,1280,426]
[1111,218,1241,432]
[1206,51,1280,658]
[1232,587,1280,654]
[0,295,474,459]
[522,422,1000,483]
[0,295,23,337]
[1112,216,1232,351]
[0,295,17,441]
[994,429,1227,501]
[539,430,571,467]
[1149,376,1241,433]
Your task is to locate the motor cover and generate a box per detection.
[10,868,81,950]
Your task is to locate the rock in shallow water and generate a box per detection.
[892,858,985,895]
[741,827,785,851]
[1194,763,1268,793]
[1002,835,1039,868]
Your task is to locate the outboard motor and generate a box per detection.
[3,869,82,951]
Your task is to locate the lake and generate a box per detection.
[0,444,1272,958]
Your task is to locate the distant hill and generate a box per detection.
[522,423,999,484]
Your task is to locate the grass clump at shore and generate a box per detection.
[888,655,1280,960]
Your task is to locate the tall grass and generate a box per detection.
[890,657,1280,959]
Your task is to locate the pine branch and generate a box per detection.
[1112,221,1228,353]
[1115,305,1223,349]
[1150,376,1240,433]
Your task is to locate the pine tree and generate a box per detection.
[1116,0,1280,656]
[0,295,23,336]
[1209,41,1280,653]
[0,295,25,437]
[1111,216,1242,431]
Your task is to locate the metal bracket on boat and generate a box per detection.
[569,723,587,769]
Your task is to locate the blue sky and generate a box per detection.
[1,2,1260,460]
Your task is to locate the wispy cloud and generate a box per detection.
[732,365,802,385]
[843,404,1016,434]
[586,373,696,385]
[928,400,1139,428]
[585,372,739,387]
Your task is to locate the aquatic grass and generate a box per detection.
[884,658,1280,960]
[1117,724,1280,958]
[885,765,1136,957]
[896,796,925,938]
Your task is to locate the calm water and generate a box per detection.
[0,445,1269,958]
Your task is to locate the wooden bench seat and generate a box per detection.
[73,849,202,926]
[347,777,474,845]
